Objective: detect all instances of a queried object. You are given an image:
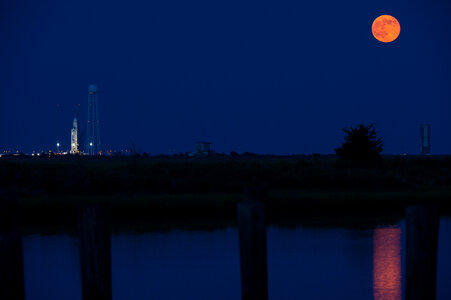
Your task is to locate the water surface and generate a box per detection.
[22,218,451,299]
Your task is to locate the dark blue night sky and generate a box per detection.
[1,0,451,154]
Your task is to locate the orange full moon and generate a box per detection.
[372,15,401,43]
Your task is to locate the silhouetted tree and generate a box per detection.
[335,124,383,162]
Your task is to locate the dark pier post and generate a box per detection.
[79,205,112,300]
[0,190,25,300]
[405,204,440,300]
[237,187,268,300]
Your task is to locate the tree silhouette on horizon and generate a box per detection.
[335,124,383,162]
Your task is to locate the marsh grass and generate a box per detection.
[2,155,451,229]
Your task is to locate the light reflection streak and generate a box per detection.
[373,226,401,300]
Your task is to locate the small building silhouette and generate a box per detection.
[190,141,213,156]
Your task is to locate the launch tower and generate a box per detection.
[86,85,101,155]
[420,124,431,155]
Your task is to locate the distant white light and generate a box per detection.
[90,142,93,146]
[57,143,60,147]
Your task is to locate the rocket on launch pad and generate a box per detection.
[70,118,79,154]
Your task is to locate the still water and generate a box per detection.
[22,218,451,300]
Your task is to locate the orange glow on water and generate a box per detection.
[373,227,402,300]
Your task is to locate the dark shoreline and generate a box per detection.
[2,156,451,231]
[17,189,451,234]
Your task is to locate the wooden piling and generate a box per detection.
[79,205,112,300]
[405,204,440,300]
[0,190,25,300]
[237,187,268,300]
